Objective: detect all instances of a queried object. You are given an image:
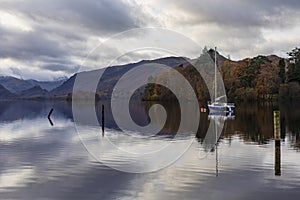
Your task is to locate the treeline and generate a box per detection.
[223,47,300,102]
[142,47,300,103]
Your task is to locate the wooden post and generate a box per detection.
[102,104,105,135]
[48,108,54,126]
[274,111,281,141]
[48,108,54,119]
[274,111,281,176]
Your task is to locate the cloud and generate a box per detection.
[9,67,23,79]
[151,0,300,28]
[40,64,80,74]
[137,0,300,59]
[0,28,69,60]
[0,0,300,79]
[0,0,143,34]
[0,0,156,80]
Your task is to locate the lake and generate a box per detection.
[0,100,300,200]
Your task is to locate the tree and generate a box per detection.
[202,46,208,55]
[256,62,280,99]
[278,58,286,83]
[288,47,300,63]
[238,56,270,88]
[287,47,300,84]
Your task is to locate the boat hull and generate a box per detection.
[208,103,235,113]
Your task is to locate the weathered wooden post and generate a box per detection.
[274,110,281,176]
[102,104,105,135]
[48,108,54,126]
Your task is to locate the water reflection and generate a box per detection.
[0,100,300,199]
[1,101,298,147]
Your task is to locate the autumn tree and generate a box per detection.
[256,61,280,99]
[238,56,269,88]
[278,58,286,84]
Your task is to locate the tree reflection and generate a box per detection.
[0,100,299,150]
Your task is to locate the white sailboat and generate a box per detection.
[208,47,235,114]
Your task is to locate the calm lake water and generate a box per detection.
[0,100,300,200]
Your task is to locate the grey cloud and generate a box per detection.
[0,0,151,80]
[158,0,300,59]
[0,27,69,60]
[40,64,80,74]
[1,0,142,35]
[0,0,299,81]
[171,0,300,28]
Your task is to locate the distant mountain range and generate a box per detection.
[50,56,188,99]
[2,50,296,102]
[0,76,66,93]
[0,56,187,100]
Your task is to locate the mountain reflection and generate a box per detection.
[1,100,300,199]
[0,100,299,150]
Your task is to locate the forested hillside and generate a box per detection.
[142,47,300,102]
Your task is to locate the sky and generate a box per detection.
[0,0,300,80]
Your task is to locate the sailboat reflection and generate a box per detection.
[208,111,235,120]
[208,112,235,177]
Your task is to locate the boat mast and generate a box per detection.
[214,47,217,102]
[216,122,219,177]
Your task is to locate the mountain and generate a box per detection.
[49,74,77,97]
[0,76,66,94]
[19,86,48,99]
[0,76,34,93]
[207,48,227,66]
[50,56,188,99]
[27,79,66,91]
[0,84,17,99]
[1,51,299,102]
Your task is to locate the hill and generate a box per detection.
[0,76,65,94]
[49,56,188,99]
[1,47,300,102]
[0,84,17,99]
[0,76,34,93]
[27,79,66,91]
[19,86,48,99]
[142,48,300,102]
